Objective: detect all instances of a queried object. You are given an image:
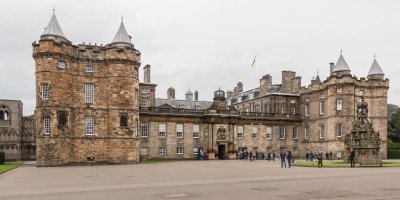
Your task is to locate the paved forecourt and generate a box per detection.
[1,160,400,200]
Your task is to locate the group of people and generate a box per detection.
[237,148,276,161]
[305,151,334,162]
[279,151,294,168]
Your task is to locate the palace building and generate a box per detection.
[27,13,389,166]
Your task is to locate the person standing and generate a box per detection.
[244,149,248,161]
[306,152,309,162]
[280,151,286,168]
[317,151,323,168]
[329,151,333,161]
[287,151,293,168]
[350,149,355,168]
[272,152,276,161]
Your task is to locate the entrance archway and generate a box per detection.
[218,144,226,160]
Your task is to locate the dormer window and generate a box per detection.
[58,61,66,69]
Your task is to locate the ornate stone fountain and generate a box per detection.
[344,96,381,163]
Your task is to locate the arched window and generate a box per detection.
[0,106,9,121]
[4,111,8,120]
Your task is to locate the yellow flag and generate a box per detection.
[251,56,256,68]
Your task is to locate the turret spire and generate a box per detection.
[110,18,133,46]
[368,54,384,77]
[41,9,68,41]
[332,50,351,73]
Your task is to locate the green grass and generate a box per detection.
[294,160,400,167]
[0,162,22,174]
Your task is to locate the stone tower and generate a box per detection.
[167,87,175,99]
[33,12,141,166]
[143,64,151,83]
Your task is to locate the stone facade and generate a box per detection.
[0,100,36,161]
[33,14,141,166]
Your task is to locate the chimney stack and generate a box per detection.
[329,62,334,76]
[194,90,199,101]
[167,87,175,99]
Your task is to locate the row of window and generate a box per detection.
[43,115,130,135]
[137,124,343,140]
[141,147,188,155]
[57,61,95,73]
[41,83,95,103]
[304,99,343,116]
[140,123,200,138]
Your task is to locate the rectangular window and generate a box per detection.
[140,123,149,137]
[159,123,166,138]
[140,99,149,107]
[336,99,343,111]
[85,116,95,135]
[140,147,149,155]
[289,107,296,115]
[252,126,258,139]
[120,113,128,127]
[193,148,199,155]
[58,61,66,69]
[320,101,325,114]
[305,104,310,116]
[320,125,325,138]
[305,126,310,139]
[193,124,200,138]
[85,64,94,72]
[279,127,286,139]
[43,116,51,135]
[176,124,183,138]
[176,147,184,154]
[278,107,284,114]
[41,83,49,100]
[159,147,167,155]
[337,88,343,93]
[84,83,95,103]
[336,124,342,137]
[292,127,298,139]
[266,127,272,139]
[237,126,244,138]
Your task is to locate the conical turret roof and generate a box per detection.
[368,58,384,76]
[333,54,351,72]
[111,21,133,45]
[41,13,67,39]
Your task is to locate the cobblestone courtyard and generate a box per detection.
[1,160,400,200]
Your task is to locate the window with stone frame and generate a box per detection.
[43,115,51,135]
[319,101,325,114]
[337,87,343,93]
[176,147,184,154]
[279,127,285,139]
[336,98,343,111]
[292,127,298,139]
[289,107,296,115]
[305,125,310,139]
[336,124,343,137]
[57,111,68,127]
[266,127,272,139]
[176,124,184,138]
[193,124,200,138]
[0,106,9,121]
[84,83,95,103]
[237,126,244,138]
[252,126,258,139]
[85,63,94,72]
[140,123,149,137]
[139,99,149,107]
[159,147,167,155]
[159,123,166,138]
[305,104,310,116]
[120,113,128,127]
[57,60,66,69]
[140,147,149,155]
[85,116,95,135]
[41,83,49,100]
[319,125,325,138]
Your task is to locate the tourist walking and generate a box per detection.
[306,152,309,162]
[317,151,323,168]
[350,149,355,168]
[244,149,249,161]
[287,151,292,168]
[280,151,286,168]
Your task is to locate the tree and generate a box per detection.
[388,109,400,143]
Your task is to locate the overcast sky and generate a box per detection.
[1,0,399,115]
